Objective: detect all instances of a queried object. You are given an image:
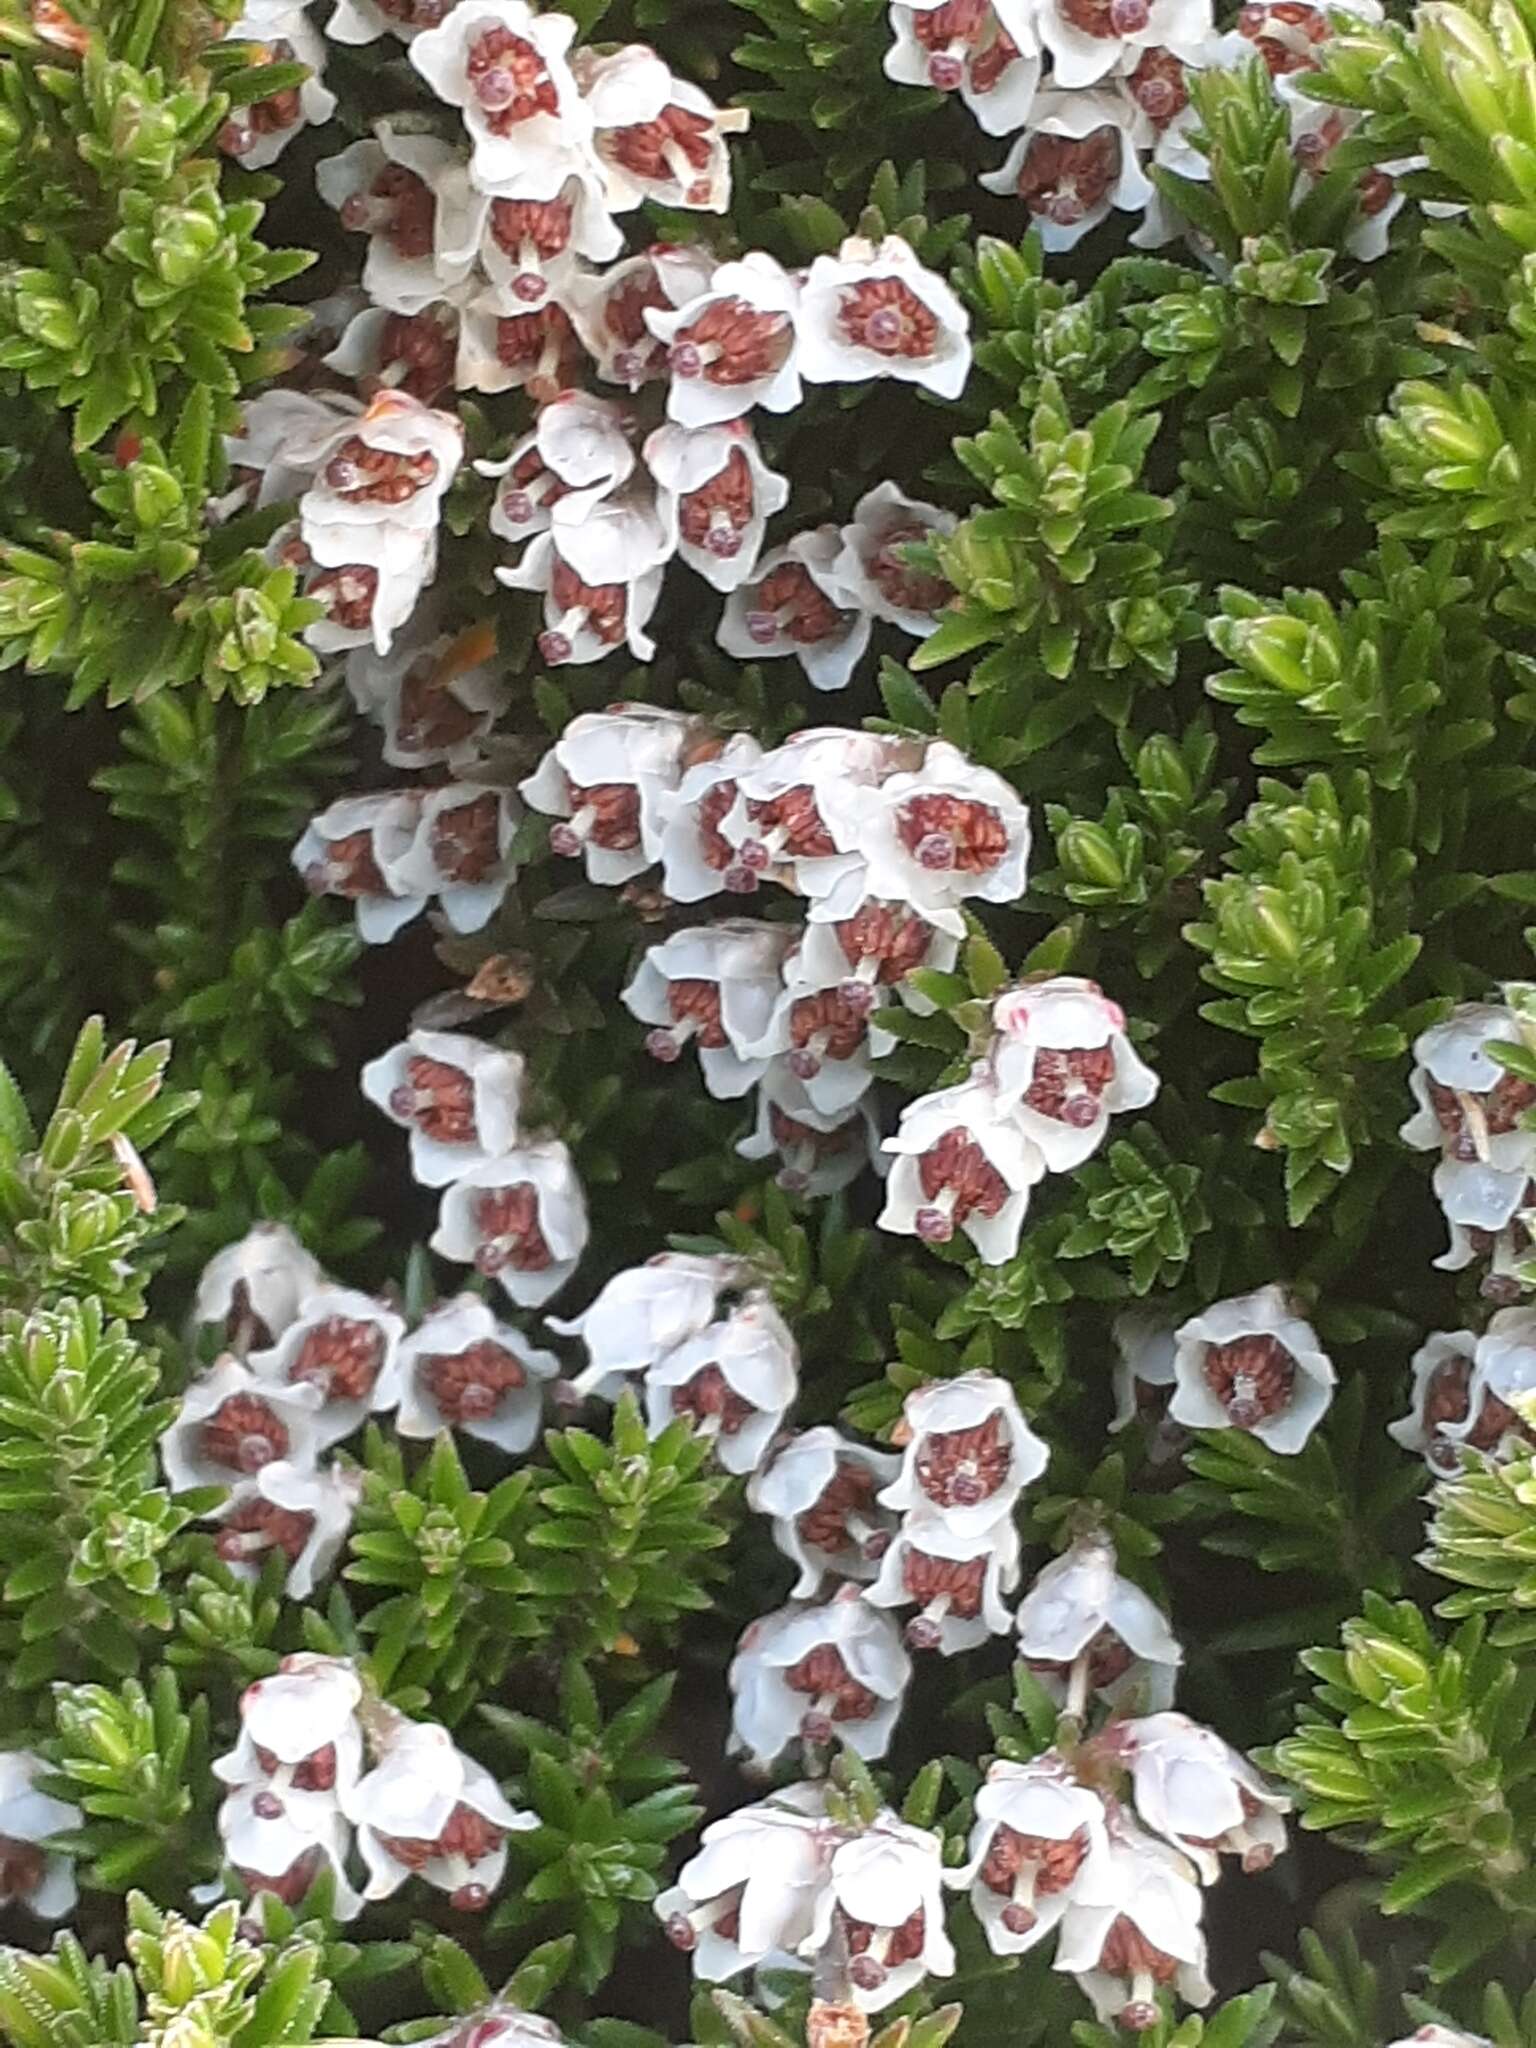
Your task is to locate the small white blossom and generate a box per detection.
[647,252,802,429]
[324,294,466,406]
[218,389,361,521]
[990,976,1159,1171]
[951,1758,1109,1956]
[804,1819,955,2012]
[296,390,463,565]
[748,947,893,1119]
[1109,1313,1178,1435]
[981,91,1154,251]
[1384,2031,1491,2048]
[738,1065,882,1196]
[729,1590,911,1767]
[498,529,665,665]
[1053,1822,1212,2031]
[346,622,509,771]
[251,1286,406,1445]
[866,1513,1020,1653]
[1430,1157,1535,1284]
[1388,1330,1479,1474]
[1115,1712,1289,1881]
[219,6,336,170]
[567,243,717,388]
[656,1785,833,1979]
[193,1222,324,1356]
[463,172,624,304]
[342,1716,537,1909]
[457,290,589,400]
[884,0,1041,135]
[644,420,790,591]
[644,1294,800,1475]
[747,1429,902,1596]
[211,1459,362,1599]
[796,900,958,1015]
[390,782,520,934]
[0,1754,81,1920]
[479,390,635,547]
[328,0,455,41]
[296,525,441,657]
[1015,1533,1181,1714]
[798,236,971,400]
[726,729,921,911]
[1402,1004,1536,1172]
[291,792,426,945]
[161,1357,324,1494]
[1169,1284,1336,1452]
[879,1076,1046,1263]
[316,127,476,314]
[624,921,796,1099]
[1032,0,1212,91]
[218,1782,363,1918]
[213,1655,364,1798]
[880,1370,1048,1534]
[380,1296,559,1451]
[431,1141,588,1308]
[361,1030,527,1187]
[576,44,750,213]
[654,731,767,904]
[522,705,694,881]
[1441,1306,1536,1460]
[718,528,873,695]
[831,484,957,638]
[547,1252,742,1400]
[409,0,593,197]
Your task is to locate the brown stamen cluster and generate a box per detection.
[844,1906,927,1969]
[1201,1333,1297,1428]
[309,565,380,631]
[745,787,838,859]
[200,1394,290,1475]
[1098,1914,1180,1982]
[423,1339,528,1424]
[322,433,439,507]
[901,1546,987,1618]
[790,990,869,1063]
[1237,0,1331,72]
[490,196,574,260]
[865,525,953,615]
[607,104,715,205]
[495,303,583,389]
[979,1823,1090,1897]
[564,779,643,849]
[431,792,502,884]
[769,1103,862,1160]
[1022,1044,1118,1128]
[252,1742,338,1791]
[550,559,628,647]
[474,1184,553,1274]
[1423,1353,1473,1437]
[0,1837,44,1902]
[782,1642,878,1722]
[673,299,793,386]
[389,1053,477,1143]
[306,827,385,899]
[465,26,559,131]
[672,1363,755,1434]
[290,1316,386,1404]
[382,308,459,402]
[221,42,301,154]
[238,1845,323,1906]
[377,1800,507,1869]
[354,165,436,259]
[395,661,480,753]
[696,780,740,872]
[754,563,848,646]
[917,1130,1010,1220]
[1427,1073,1536,1159]
[837,278,939,360]
[1126,46,1189,122]
[667,979,730,1049]
[836,904,933,982]
[1013,130,1121,222]
[1463,1389,1536,1455]
[797,1459,881,1553]
[679,448,755,556]
[914,1406,1011,1509]
[897,793,1009,873]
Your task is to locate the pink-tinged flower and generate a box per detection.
[1401,1004,1536,1172]
[346,622,510,772]
[950,1759,1109,1956]
[1109,1312,1178,1435]
[644,420,789,592]
[217,389,362,521]
[211,1459,362,1599]
[657,1785,834,1979]
[291,791,425,944]
[547,1251,743,1399]
[213,1655,364,1798]
[1033,0,1211,91]
[748,1429,902,1597]
[990,976,1159,1171]
[296,391,463,562]
[326,300,467,405]
[0,1754,81,1921]
[831,484,957,638]
[884,0,1041,135]
[1442,1307,1536,1461]
[576,43,751,213]
[497,529,665,664]
[866,1512,1020,1653]
[361,1029,527,1187]
[458,171,624,305]
[804,1819,955,2012]
[1052,1822,1212,2031]
[1169,1284,1335,1452]
[646,252,802,429]
[160,1357,324,1494]
[1233,0,1382,76]
[643,1293,800,1475]
[748,953,891,1119]
[879,1076,1046,1264]
[251,1286,406,1445]
[725,729,923,909]
[390,782,521,934]
[408,0,593,197]
[430,1140,588,1308]
[981,92,1154,252]
[623,921,795,1100]
[1388,1330,1479,1474]
[568,244,716,388]
[728,1589,912,1767]
[1015,1534,1181,1715]
[218,7,336,169]
[796,901,958,1017]
[425,2011,566,2048]
[654,731,766,904]
[739,1063,883,1196]
[316,127,477,315]
[1114,1712,1289,1882]
[798,236,971,401]
[879,1370,1048,1534]
[521,704,693,882]
[193,1222,324,1357]
[479,390,636,546]
[217,1782,363,1918]
[342,1717,537,1908]
[719,529,872,695]
[1126,49,1211,251]
[380,1295,559,1451]
[457,291,590,400]
[328,0,456,42]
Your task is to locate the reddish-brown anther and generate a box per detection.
[465,26,559,131]
[744,787,838,860]
[378,1801,507,1869]
[672,1362,756,1435]
[914,1406,1011,1509]
[797,1460,881,1552]
[607,105,716,206]
[1021,1044,1118,1129]
[309,565,380,632]
[917,1129,1010,1222]
[897,793,1009,873]
[561,780,643,850]
[667,979,730,1049]
[1126,46,1189,122]
[200,1395,291,1474]
[237,1845,324,1906]
[671,298,793,387]
[979,1823,1091,1895]
[306,826,385,899]
[253,1741,339,1791]
[865,524,953,615]
[782,1642,879,1722]
[432,793,502,884]
[751,563,847,647]
[490,195,575,259]
[1427,1072,1536,1159]
[423,1339,529,1423]
[289,1316,386,1403]
[836,904,933,981]
[1201,1333,1297,1428]
[474,1184,553,1275]
[837,278,939,360]
[789,989,869,1065]
[322,433,439,507]
[1011,129,1122,223]
[679,448,756,559]
[0,1838,47,1900]
[901,1545,987,1618]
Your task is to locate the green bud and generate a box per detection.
[1248,889,1302,963]
[1349,1629,1431,1691]
[152,208,221,288]
[1058,820,1125,888]
[1236,616,1314,696]
[130,465,183,529]
[1137,733,1193,807]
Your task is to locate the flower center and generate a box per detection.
[914,1407,1011,1507]
[0,1836,46,1900]
[341,163,436,259]
[550,778,642,858]
[837,278,939,360]
[1237,0,1333,71]
[495,304,582,399]
[378,1800,506,1868]
[1423,1354,1473,1449]
[667,978,729,1050]
[309,564,379,633]
[423,1339,528,1423]
[835,903,932,983]
[395,657,480,752]
[465,26,559,130]
[980,1823,1090,1904]
[540,560,628,665]
[1059,0,1152,32]
[289,1315,386,1403]
[1464,1388,1536,1455]
[605,104,716,206]
[844,1906,927,1991]
[896,792,1009,875]
[679,447,755,560]
[1013,129,1121,227]
[914,1128,1011,1241]
[1427,1071,1536,1159]
[900,1547,987,1643]
[236,1845,324,1907]
[1022,1044,1118,1129]
[1202,1333,1297,1428]
[866,523,953,614]
[782,1642,879,1731]
[305,825,385,899]
[743,786,837,862]
[322,433,439,507]
[672,1362,756,1435]
[796,1458,883,1553]
[669,298,794,388]
[473,1184,553,1275]
[1126,46,1188,123]
[431,793,502,884]
[490,195,574,261]
[200,1393,290,1474]
[253,1741,337,1791]
[788,989,869,1076]
[388,1052,477,1143]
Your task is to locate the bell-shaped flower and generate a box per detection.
[1384,2032,1490,2048]
[739,1063,882,1197]
[866,1512,1020,1654]
[748,952,892,1119]
[193,1222,324,1357]
[646,251,802,428]
[317,127,476,315]
[0,1754,81,1920]
[161,1357,324,1494]
[296,390,463,562]
[981,92,1154,251]
[431,1140,588,1308]
[990,976,1159,1171]
[643,1293,800,1475]
[381,1296,559,1451]
[390,782,521,935]
[1402,1004,1536,1172]
[479,390,635,546]
[831,484,957,638]
[295,526,440,658]
[250,1286,405,1445]
[624,921,795,1099]
[1109,1312,1178,1435]
[219,7,336,170]
[547,1252,741,1400]
[879,1075,1046,1264]
[577,44,750,214]
[727,728,921,909]
[466,172,624,306]
[879,1369,1048,1534]
[497,528,665,665]
[325,300,466,408]
[951,1759,1109,1956]
[408,0,594,197]
[424,2012,567,2048]
[805,1819,955,2012]
[729,1589,912,1766]
[1033,0,1212,91]
[747,1429,902,1597]
[291,792,426,945]
[1443,1307,1536,1460]
[1016,1534,1182,1715]
[342,1716,537,1909]
[884,0,1041,134]
[458,291,589,401]
[719,529,873,695]
[1053,1821,1212,2031]
[1169,1284,1336,1453]
[569,243,716,388]
[798,236,971,401]
[1115,1712,1289,1882]
[521,704,693,883]
[1388,1330,1479,1474]
[217,1782,363,1918]
[1430,1156,1534,1285]
[654,731,766,903]
[362,1030,527,1188]
[1233,0,1382,75]
[645,420,789,591]
[347,622,510,772]
[212,1459,362,1600]
[213,1655,364,1797]
[218,388,361,521]
[328,0,454,41]
[796,900,957,1018]
[657,1785,834,1979]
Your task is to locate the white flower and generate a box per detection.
[0,1754,81,1920]
[796,900,958,1016]
[805,1819,955,2012]
[408,0,593,197]
[341,1717,537,1909]
[884,0,1041,136]
[1110,1312,1178,1434]
[567,244,716,388]
[1168,1284,1336,1452]
[644,1293,800,1475]
[328,0,455,41]
[218,389,361,520]
[1116,1712,1288,1882]
[291,791,428,944]
[218,1781,363,1917]
[1384,2031,1491,2048]
[424,2014,566,2048]
[457,291,589,400]
[193,1222,324,1356]
[866,1513,1020,1653]
[577,45,751,213]
[1127,53,1211,252]
[748,943,894,1119]
[646,252,802,429]
[831,483,957,638]
[361,1030,527,1187]
[534,476,674,592]
[1388,1330,1479,1474]
[729,1590,912,1766]
[739,1064,882,1196]
[212,1459,362,1599]
[1402,1004,1536,1172]
[729,728,923,911]
[219,8,336,169]
[623,921,795,1099]
[389,782,520,934]
[431,1141,588,1308]
[379,1295,559,1451]
[213,1655,364,1797]
[747,1429,902,1597]
[521,705,693,882]
[654,731,767,903]
[347,621,509,772]
[1053,1823,1212,2031]
[298,526,440,657]
[951,1759,1109,1956]
[1033,0,1212,91]
[1430,1157,1535,1281]
[656,1785,833,1979]
[981,91,1154,252]
[879,1077,1046,1264]
[1233,0,1383,75]
[1443,1306,1536,1459]
[644,420,790,592]
[798,236,971,401]
[297,390,463,562]
[479,390,636,546]
[251,1286,406,1445]
[880,1370,1048,1533]
[546,1252,742,1399]
[990,976,1159,1171]
[160,1357,324,1494]
[718,529,873,695]
[497,529,665,665]
[1016,1536,1181,1716]
[316,128,476,315]
[466,172,624,303]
